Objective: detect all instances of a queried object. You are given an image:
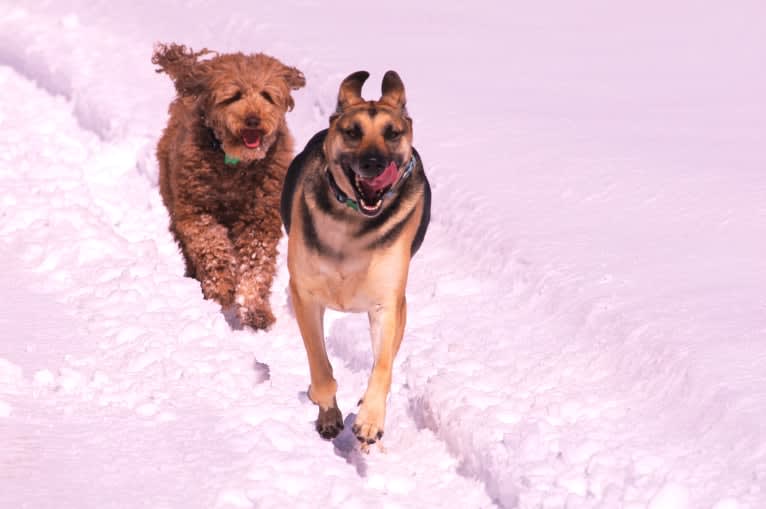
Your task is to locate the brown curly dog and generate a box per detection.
[153,43,305,329]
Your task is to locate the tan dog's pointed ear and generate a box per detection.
[380,70,406,110]
[336,71,369,112]
[151,43,215,97]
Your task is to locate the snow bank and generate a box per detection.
[1,1,765,508]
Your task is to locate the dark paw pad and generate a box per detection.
[352,424,383,445]
[316,405,343,440]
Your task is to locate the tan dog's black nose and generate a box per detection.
[245,116,260,128]
[360,155,386,176]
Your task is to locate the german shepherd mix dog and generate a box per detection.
[281,71,430,448]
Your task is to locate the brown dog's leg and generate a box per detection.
[353,295,407,446]
[290,279,343,439]
[174,214,237,305]
[230,219,280,330]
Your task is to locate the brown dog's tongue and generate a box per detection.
[241,129,261,148]
[359,161,398,196]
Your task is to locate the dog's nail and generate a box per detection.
[357,398,363,406]
[356,435,365,443]
[366,438,376,445]
[376,431,384,440]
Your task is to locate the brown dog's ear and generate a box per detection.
[282,65,306,91]
[151,43,215,97]
[380,70,406,110]
[336,71,369,112]
[280,65,306,112]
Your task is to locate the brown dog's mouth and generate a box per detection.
[241,128,262,149]
[343,161,400,216]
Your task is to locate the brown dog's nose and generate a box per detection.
[245,116,260,128]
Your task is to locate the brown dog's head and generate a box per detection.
[324,70,413,216]
[152,43,305,163]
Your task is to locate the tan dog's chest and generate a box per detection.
[288,215,406,312]
[297,258,372,312]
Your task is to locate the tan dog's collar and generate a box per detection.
[325,154,417,213]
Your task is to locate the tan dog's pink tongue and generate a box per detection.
[359,161,398,196]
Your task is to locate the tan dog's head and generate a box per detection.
[152,43,305,163]
[324,71,413,216]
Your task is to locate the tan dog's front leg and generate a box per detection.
[354,295,407,447]
[290,280,344,439]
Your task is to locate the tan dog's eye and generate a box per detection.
[343,126,361,141]
[219,91,242,105]
[384,125,402,142]
[260,91,275,104]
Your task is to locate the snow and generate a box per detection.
[1,1,765,508]
[647,483,690,509]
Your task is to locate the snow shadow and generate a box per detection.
[408,394,518,507]
[222,305,244,330]
[326,313,373,373]
[332,412,368,478]
[252,359,270,383]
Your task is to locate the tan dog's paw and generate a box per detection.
[316,403,344,440]
[352,398,385,450]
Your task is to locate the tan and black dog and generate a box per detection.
[281,71,430,447]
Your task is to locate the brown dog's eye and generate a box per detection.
[384,126,402,141]
[220,91,242,105]
[260,91,275,104]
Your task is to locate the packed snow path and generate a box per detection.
[0,65,495,507]
[2,2,766,509]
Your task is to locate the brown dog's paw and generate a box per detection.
[316,405,344,440]
[237,305,275,330]
[200,266,236,305]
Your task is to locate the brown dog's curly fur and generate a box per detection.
[153,43,305,329]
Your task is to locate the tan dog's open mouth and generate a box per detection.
[343,161,400,216]
[241,128,262,149]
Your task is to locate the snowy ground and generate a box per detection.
[1,2,765,508]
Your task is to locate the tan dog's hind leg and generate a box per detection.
[353,295,407,447]
[290,279,344,439]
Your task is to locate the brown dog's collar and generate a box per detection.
[206,127,241,166]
